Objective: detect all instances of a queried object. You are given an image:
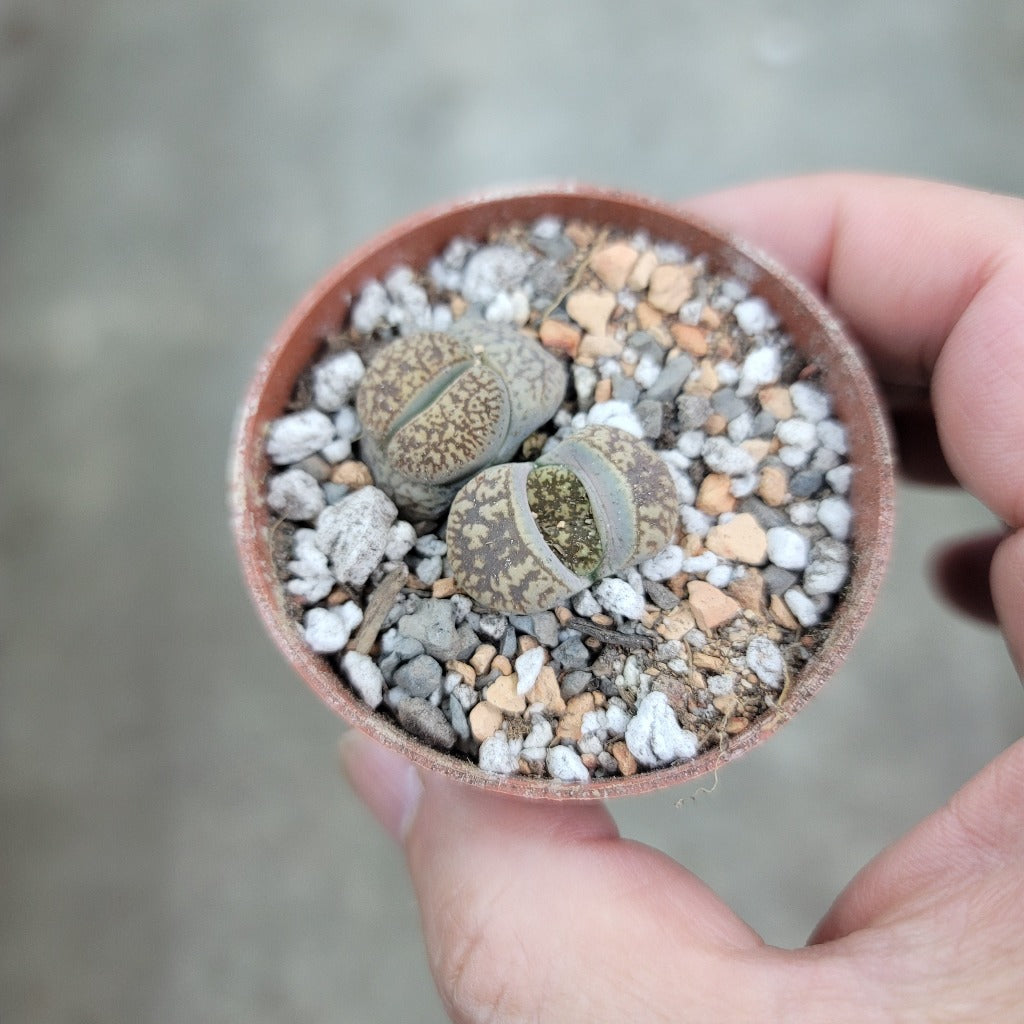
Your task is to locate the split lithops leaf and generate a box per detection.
[447,425,678,613]
[357,319,566,518]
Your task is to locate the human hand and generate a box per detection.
[342,176,1024,1023]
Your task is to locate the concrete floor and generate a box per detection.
[2,2,1023,1021]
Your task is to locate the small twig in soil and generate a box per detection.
[538,228,610,322]
[564,615,655,651]
[350,565,409,655]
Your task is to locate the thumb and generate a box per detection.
[341,731,779,1024]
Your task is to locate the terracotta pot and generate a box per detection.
[230,185,895,799]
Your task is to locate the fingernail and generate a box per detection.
[339,730,423,844]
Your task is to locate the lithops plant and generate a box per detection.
[356,318,567,519]
[447,424,678,614]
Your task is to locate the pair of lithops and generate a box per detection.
[357,319,678,614]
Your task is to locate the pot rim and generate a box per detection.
[229,183,896,800]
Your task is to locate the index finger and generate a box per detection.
[684,174,1024,526]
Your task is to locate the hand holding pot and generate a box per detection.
[343,175,1024,1023]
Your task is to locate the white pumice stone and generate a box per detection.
[340,651,385,709]
[789,501,819,527]
[484,291,514,322]
[730,471,759,498]
[789,381,831,422]
[676,430,706,458]
[714,360,740,386]
[776,417,818,451]
[784,588,821,627]
[572,589,602,617]
[737,345,782,397]
[639,545,685,581]
[478,732,522,775]
[746,635,785,689]
[680,506,712,537]
[660,451,698,504]
[818,496,853,540]
[766,527,810,571]
[680,551,719,574]
[266,409,336,465]
[813,537,851,563]
[625,692,698,768]
[333,406,361,441]
[531,215,562,239]
[727,411,754,442]
[267,468,326,521]
[702,436,757,476]
[315,486,397,587]
[514,646,546,696]
[312,350,365,411]
[303,606,353,654]
[708,673,737,696]
[734,297,775,335]
[521,730,553,764]
[779,445,811,469]
[825,464,853,494]
[461,245,533,303]
[604,703,631,737]
[414,555,443,585]
[414,534,447,557]
[383,520,417,561]
[350,281,388,333]
[633,352,663,389]
[811,446,842,472]
[285,575,334,604]
[594,577,647,621]
[803,558,849,596]
[586,399,645,438]
[817,419,849,454]
[546,745,591,782]
[706,564,734,588]
[319,437,352,464]
[431,304,454,331]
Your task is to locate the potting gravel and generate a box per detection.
[262,217,856,781]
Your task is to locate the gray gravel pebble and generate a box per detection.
[646,354,695,402]
[761,564,799,595]
[396,697,456,750]
[560,670,593,698]
[392,654,443,698]
[553,634,591,670]
[789,470,823,498]
[643,579,679,610]
[398,599,460,660]
[448,697,470,741]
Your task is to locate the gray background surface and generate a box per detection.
[3,2,1023,1022]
